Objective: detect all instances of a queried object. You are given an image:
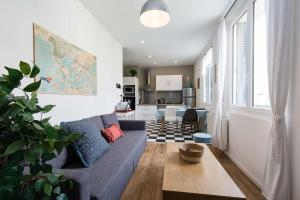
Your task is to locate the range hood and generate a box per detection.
[143,69,153,92]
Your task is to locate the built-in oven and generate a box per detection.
[123,85,135,93]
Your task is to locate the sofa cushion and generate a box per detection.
[101,113,120,128]
[61,120,110,167]
[85,115,104,131]
[101,124,124,143]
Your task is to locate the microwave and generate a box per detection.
[123,85,135,93]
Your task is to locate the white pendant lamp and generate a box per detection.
[140,0,171,28]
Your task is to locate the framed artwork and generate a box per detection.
[33,23,97,95]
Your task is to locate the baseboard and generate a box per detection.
[225,152,263,189]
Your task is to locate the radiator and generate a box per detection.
[220,117,228,150]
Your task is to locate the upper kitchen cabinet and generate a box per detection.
[156,75,182,91]
[123,77,138,85]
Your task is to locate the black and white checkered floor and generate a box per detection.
[146,122,197,143]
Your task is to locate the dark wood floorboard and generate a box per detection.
[122,143,266,200]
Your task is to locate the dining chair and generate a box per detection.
[181,109,198,133]
[164,106,179,133]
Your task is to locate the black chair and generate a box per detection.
[181,109,198,133]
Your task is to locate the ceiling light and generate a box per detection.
[174,60,178,64]
[141,40,145,44]
[153,61,157,65]
[140,0,171,28]
[148,55,152,58]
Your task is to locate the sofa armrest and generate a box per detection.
[55,169,90,200]
[119,120,146,131]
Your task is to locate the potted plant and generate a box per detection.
[0,61,80,200]
[129,69,137,77]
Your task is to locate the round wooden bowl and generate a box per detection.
[179,143,204,163]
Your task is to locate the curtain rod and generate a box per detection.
[224,0,238,19]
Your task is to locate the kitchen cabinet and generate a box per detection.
[156,75,182,91]
[136,105,157,121]
[115,111,136,120]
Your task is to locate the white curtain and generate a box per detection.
[212,21,227,150]
[262,0,295,199]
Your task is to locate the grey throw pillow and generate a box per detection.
[61,120,110,167]
[101,113,120,128]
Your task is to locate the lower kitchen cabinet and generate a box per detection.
[136,105,157,121]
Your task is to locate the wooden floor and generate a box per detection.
[121,143,266,200]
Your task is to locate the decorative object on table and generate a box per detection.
[181,109,198,132]
[34,23,97,96]
[193,133,212,144]
[179,143,204,163]
[0,61,80,199]
[140,0,170,28]
[129,69,138,77]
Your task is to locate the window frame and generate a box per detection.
[201,46,214,104]
[228,0,271,113]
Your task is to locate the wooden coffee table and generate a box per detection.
[162,143,246,200]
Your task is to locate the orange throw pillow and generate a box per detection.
[101,123,124,143]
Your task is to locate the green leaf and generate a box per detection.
[53,186,61,195]
[15,101,26,109]
[30,65,40,78]
[56,193,68,200]
[34,179,45,192]
[42,105,55,113]
[19,61,31,75]
[47,174,58,185]
[41,117,51,124]
[5,67,23,85]
[33,122,44,131]
[0,81,13,94]
[31,91,37,98]
[24,151,36,164]
[3,140,24,156]
[44,182,52,196]
[22,113,34,121]
[67,133,81,142]
[44,125,57,139]
[23,80,41,92]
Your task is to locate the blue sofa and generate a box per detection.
[50,114,147,200]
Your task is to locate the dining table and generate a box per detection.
[157,108,208,132]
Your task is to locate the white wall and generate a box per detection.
[288,0,300,199]
[0,0,123,124]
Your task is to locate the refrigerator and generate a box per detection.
[182,88,196,107]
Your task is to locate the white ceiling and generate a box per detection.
[79,0,232,67]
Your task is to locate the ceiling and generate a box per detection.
[79,0,232,67]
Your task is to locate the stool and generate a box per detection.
[193,133,212,144]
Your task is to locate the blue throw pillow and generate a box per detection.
[61,120,110,167]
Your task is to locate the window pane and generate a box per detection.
[253,0,270,107]
[233,12,249,106]
[202,47,213,103]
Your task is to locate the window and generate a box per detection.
[253,0,270,107]
[202,47,214,103]
[231,0,270,108]
[233,12,249,106]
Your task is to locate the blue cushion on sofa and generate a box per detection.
[101,113,120,128]
[61,120,110,167]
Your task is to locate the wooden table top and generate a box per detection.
[162,143,246,200]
